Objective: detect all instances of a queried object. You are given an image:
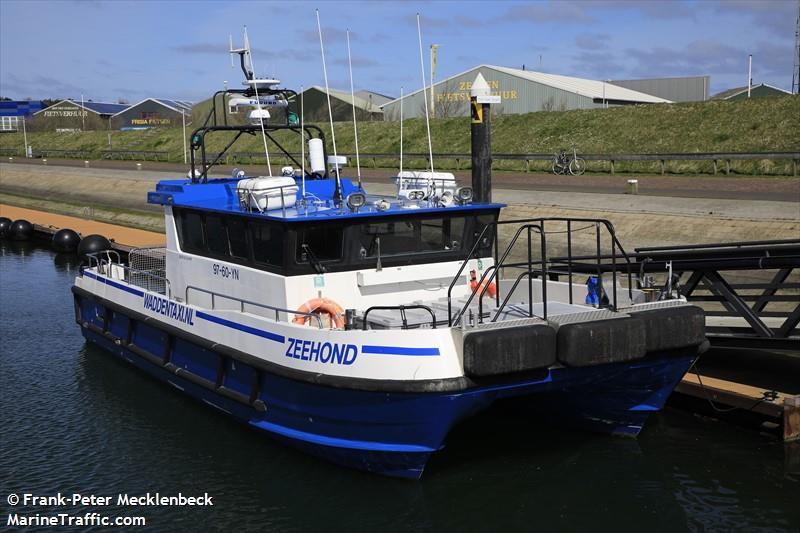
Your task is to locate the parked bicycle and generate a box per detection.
[552,146,586,176]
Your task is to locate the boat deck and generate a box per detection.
[361,295,610,330]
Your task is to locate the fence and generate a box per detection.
[222,151,800,177]
[2,147,797,176]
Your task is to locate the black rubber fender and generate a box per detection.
[77,234,111,259]
[0,217,11,238]
[556,316,647,367]
[630,305,706,353]
[52,228,81,253]
[9,219,33,241]
[463,324,557,377]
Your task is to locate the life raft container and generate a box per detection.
[293,298,346,329]
[469,269,497,298]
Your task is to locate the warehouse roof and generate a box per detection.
[110,98,193,116]
[355,90,393,107]
[383,64,672,106]
[33,99,129,116]
[290,86,383,113]
[0,100,45,117]
[711,83,792,100]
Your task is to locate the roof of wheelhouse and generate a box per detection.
[147,177,504,223]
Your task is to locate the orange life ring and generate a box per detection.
[469,269,497,298]
[293,298,346,329]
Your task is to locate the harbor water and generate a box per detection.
[1,242,798,532]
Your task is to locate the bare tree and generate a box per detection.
[432,79,468,118]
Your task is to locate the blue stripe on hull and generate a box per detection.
[76,295,696,478]
[79,328,489,479]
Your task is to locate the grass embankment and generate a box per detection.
[2,96,798,175]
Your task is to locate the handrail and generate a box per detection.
[362,305,437,330]
[236,182,298,215]
[491,270,544,322]
[84,251,172,297]
[185,285,324,329]
[447,217,636,327]
[453,223,543,326]
[477,225,548,322]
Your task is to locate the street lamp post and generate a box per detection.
[22,116,28,157]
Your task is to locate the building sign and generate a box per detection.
[131,117,172,126]
[42,104,89,118]
[437,79,518,104]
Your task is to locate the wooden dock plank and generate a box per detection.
[677,372,787,419]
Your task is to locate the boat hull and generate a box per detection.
[76,293,697,479]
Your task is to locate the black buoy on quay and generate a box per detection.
[9,219,34,241]
[77,234,112,260]
[0,217,12,238]
[52,228,81,253]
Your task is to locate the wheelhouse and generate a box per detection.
[170,197,500,276]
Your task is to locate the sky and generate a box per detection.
[1,0,797,103]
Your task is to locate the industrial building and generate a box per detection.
[0,100,45,132]
[381,65,671,120]
[31,99,129,131]
[711,83,793,100]
[288,86,385,122]
[191,87,388,126]
[609,76,710,102]
[110,98,192,130]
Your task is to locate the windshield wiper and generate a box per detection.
[301,244,327,274]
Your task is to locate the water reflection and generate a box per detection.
[53,251,80,272]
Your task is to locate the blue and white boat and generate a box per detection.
[71,38,707,479]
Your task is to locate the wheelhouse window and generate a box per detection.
[227,217,250,259]
[205,215,228,256]
[296,225,343,262]
[179,211,204,253]
[358,216,466,257]
[251,221,285,266]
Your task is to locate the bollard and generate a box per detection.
[136,163,142,170]
[84,160,90,168]
[42,158,47,165]
[627,179,639,195]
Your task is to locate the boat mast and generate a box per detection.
[301,85,306,201]
[346,29,363,192]
[399,86,404,194]
[243,27,273,178]
[416,13,435,176]
[316,9,343,203]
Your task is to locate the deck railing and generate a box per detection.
[447,217,635,327]
[84,250,172,297]
[185,285,324,329]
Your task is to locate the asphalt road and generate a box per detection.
[4,157,798,203]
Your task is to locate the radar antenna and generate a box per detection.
[231,27,273,177]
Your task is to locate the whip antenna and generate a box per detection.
[316,9,343,203]
[399,86,404,193]
[416,13,435,175]
[346,29,362,191]
[301,85,306,200]
[243,27,273,177]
